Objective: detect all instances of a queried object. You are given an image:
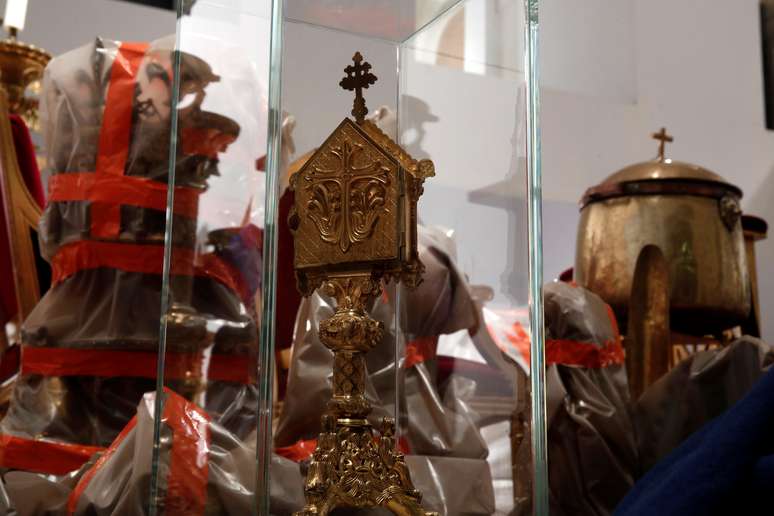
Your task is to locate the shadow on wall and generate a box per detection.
[746,162,774,341]
[400,94,439,161]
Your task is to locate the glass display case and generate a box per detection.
[0,0,545,514]
[155,0,545,515]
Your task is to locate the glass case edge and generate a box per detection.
[524,0,548,514]
[256,0,285,514]
[148,5,185,514]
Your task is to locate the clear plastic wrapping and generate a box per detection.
[3,390,304,515]
[634,337,774,473]
[542,282,774,515]
[543,282,637,515]
[0,35,257,499]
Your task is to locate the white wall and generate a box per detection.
[13,0,175,55]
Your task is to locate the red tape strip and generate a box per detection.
[207,353,255,384]
[0,434,104,475]
[21,346,253,384]
[91,42,149,239]
[50,240,250,303]
[546,338,625,368]
[275,438,318,462]
[49,173,201,219]
[163,389,210,515]
[404,336,438,369]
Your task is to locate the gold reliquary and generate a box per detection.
[291,52,434,293]
[288,52,436,515]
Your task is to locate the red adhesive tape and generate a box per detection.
[49,173,201,219]
[163,389,211,515]
[21,346,253,384]
[91,42,149,239]
[0,434,104,475]
[50,240,249,303]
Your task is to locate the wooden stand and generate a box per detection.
[0,88,43,343]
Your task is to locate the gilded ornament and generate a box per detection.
[289,52,436,516]
[0,39,51,132]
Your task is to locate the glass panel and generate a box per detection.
[150,1,275,514]
[0,1,182,513]
[285,0,465,43]
[541,2,772,515]
[272,0,543,514]
[398,2,535,513]
[524,2,547,514]
[3,0,546,514]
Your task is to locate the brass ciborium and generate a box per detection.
[289,52,436,516]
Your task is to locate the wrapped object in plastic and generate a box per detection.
[543,281,637,516]
[634,336,774,473]
[618,355,774,516]
[3,390,304,515]
[0,478,15,515]
[0,36,253,476]
[542,283,774,515]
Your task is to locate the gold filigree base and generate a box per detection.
[293,276,434,516]
[295,415,436,516]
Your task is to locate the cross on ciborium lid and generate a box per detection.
[652,127,674,161]
[339,51,377,124]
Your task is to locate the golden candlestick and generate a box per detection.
[0,38,50,132]
[289,52,435,516]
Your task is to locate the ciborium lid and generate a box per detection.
[581,127,742,208]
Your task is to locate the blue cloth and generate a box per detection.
[615,367,774,515]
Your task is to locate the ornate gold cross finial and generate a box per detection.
[652,127,674,161]
[340,51,377,124]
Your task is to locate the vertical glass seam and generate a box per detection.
[393,43,405,443]
[148,3,184,513]
[524,0,548,514]
[256,0,284,514]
